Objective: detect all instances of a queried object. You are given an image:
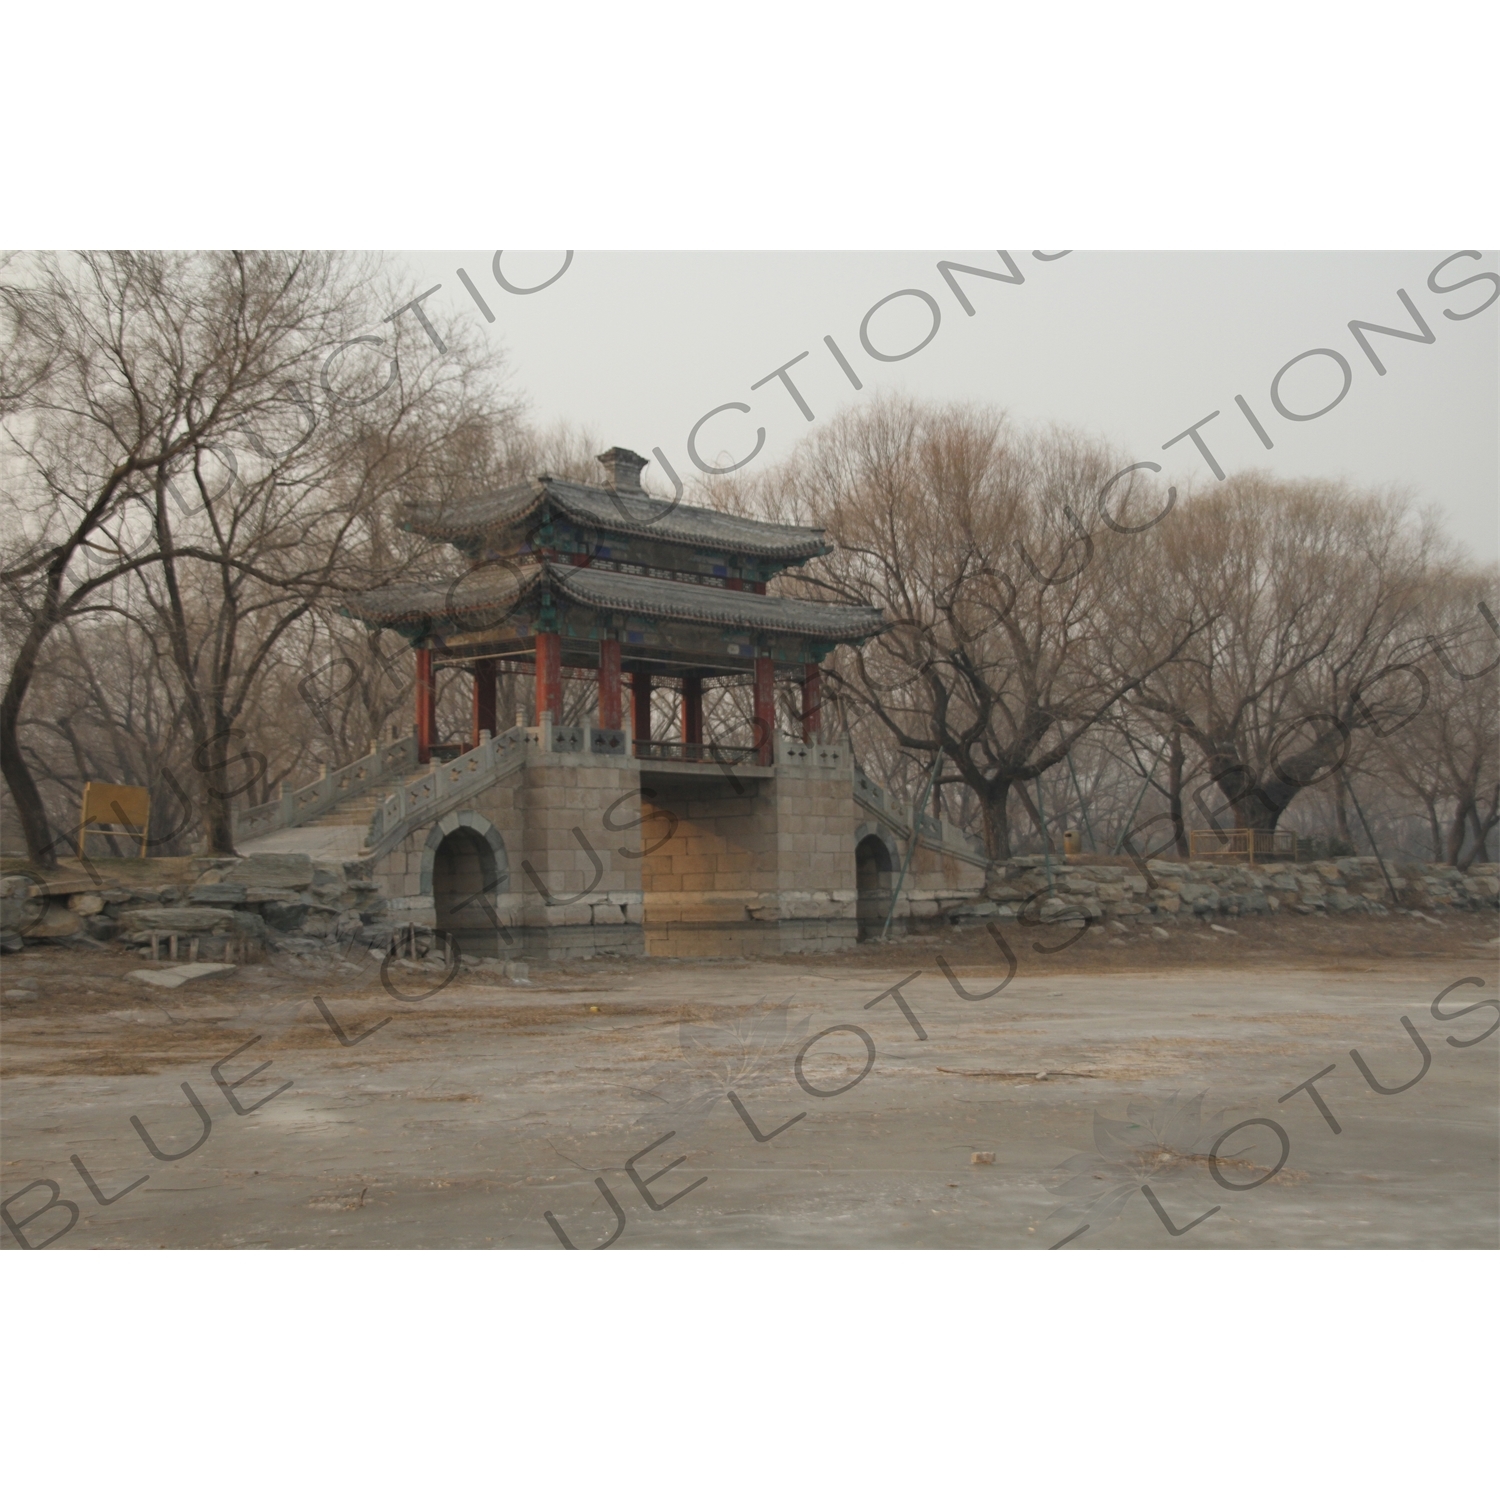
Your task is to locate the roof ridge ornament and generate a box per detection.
[595,446,650,493]
[596,444,685,530]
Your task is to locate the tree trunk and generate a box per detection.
[1,615,61,866]
[1458,802,1497,872]
[200,769,240,856]
[1196,750,1287,832]
[1445,798,1472,866]
[1196,720,1349,835]
[1013,779,1051,853]
[1168,730,1188,858]
[195,706,245,858]
[979,779,1015,862]
[1213,763,1287,831]
[1231,791,1283,831]
[1424,796,1442,862]
[1334,777,1353,847]
[0,692,56,866]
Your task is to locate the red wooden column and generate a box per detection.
[472,658,497,742]
[631,672,653,744]
[753,656,776,765]
[681,674,704,748]
[414,647,437,763]
[597,638,622,730]
[802,662,822,743]
[535,632,562,722]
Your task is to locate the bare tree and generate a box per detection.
[1,251,517,861]
[1132,474,1442,834]
[1369,574,1499,867]
[765,398,1203,861]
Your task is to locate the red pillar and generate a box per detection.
[631,672,653,744]
[472,658,497,742]
[535,632,562,722]
[598,638,622,730]
[753,656,775,765]
[681,674,703,748]
[802,662,822,743]
[415,647,437,763]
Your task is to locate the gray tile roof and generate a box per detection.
[557,565,884,639]
[345,559,541,627]
[344,560,883,641]
[402,478,833,561]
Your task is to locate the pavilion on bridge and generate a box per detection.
[318,449,982,959]
[345,447,885,765]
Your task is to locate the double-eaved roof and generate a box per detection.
[346,557,884,642]
[402,476,833,563]
[351,450,885,654]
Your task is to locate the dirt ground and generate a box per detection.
[3,912,1497,1249]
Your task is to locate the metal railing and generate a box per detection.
[1188,828,1297,863]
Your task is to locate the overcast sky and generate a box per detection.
[401,250,1499,562]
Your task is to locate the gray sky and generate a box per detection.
[402,250,1499,562]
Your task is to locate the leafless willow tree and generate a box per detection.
[1,250,519,863]
[1131,474,1445,835]
[1367,573,1499,866]
[758,398,1204,860]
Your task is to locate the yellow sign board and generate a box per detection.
[80,782,151,857]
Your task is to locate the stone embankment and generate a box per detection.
[1,853,389,957]
[4,851,1497,954]
[957,854,1500,926]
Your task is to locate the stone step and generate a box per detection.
[308,797,393,817]
[292,783,408,830]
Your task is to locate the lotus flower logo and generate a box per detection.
[1046,1090,1238,1244]
[634,998,812,1132]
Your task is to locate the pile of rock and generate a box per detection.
[2,852,391,957]
[959,855,1500,926]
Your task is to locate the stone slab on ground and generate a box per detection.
[236,828,369,859]
[119,906,238,935]
[126,962,237,989]
[227,853,315,889]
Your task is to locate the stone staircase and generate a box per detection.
[235,735,422,859]
[239,729,534,863]
[245,768,415,856]
[299,769,409,828]
[852,761,990,870]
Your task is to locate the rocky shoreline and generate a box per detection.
[4,851,1497,957]
[1,852,389,957]
[965,854,1500,926]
